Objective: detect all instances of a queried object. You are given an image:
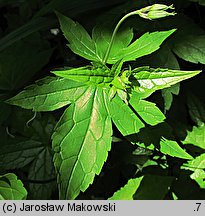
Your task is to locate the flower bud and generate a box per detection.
[137,4,176,20]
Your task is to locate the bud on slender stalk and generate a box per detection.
[137,4,176,20]
[103,4,176,64]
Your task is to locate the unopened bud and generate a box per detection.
[137,4,176,20]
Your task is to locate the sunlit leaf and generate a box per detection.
[130,93,165,126]
[108,95,144,136]
[109,177,143,200]
[7,77,88,111]
[182,124,205,150]
[0,173,27,200]
[160,138,193,160]
[182,154,205,188]
[57,12,100,62]
[112,29,176,63]
[132,67,200,94]
[52,87,112,199]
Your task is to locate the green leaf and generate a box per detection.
[0,113,56,199]
[160,138,193,159]
[0,138,43,169]
[138,44,180,70]
[134,175,174,200]
[134,41,180,112]
[162,83,180,112]
[187,93,205,126]
[182,154,205,188]
[57,12,100,62]
[173,35,205,64]
[0,173,27,200]
[52,66,114,87]
[182,124,205,149]
[129,92,165,126]
[108,95,144,136]
[108,177,143,200]
[7,77,88,111]
[110,59,124,77]
[137,44,181,111]
[172,192,178,200]
[52,87,112,199]
[133,67,200,93]
[150,46,180,112]
[28,147,56,199]
[112,29,176,63]
[0,113,55,170]
[92,25,133,64]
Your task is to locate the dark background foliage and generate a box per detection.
[1,0,205,199]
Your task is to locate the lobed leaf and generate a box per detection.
[134,43,180,111]
[92,25,133,64]
[132,67,201,93]
[7,77,88,111]
[0,139,43,169]
[108,95,144,136]
[112,29,176,63]
[0,173,27,200]
[28,148,56,199]
[129,92,165,126]
[57,12,100,62]
[138,44,180,70]
[52,87,112,199]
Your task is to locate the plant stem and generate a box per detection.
[102,11,138,64]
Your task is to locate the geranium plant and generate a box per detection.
[7,4,200,199]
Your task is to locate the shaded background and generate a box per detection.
[0,0,205,199]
